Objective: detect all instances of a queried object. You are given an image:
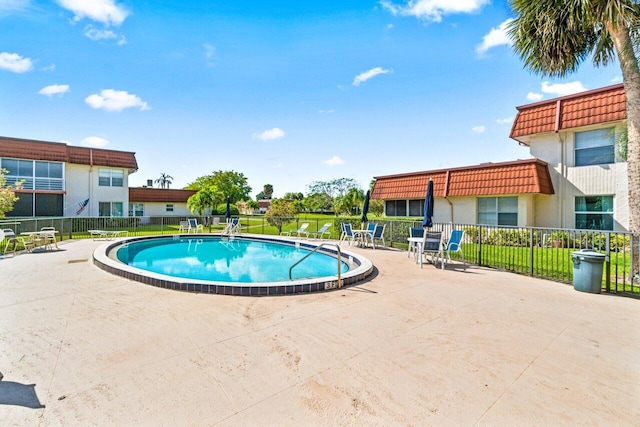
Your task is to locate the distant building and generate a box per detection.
[1,136,137,217]
[372,84,628,231]
[128,187,196,218]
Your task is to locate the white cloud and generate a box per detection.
[541,81,587,96]
[57,0,129,26]
[253,128,285,141]
[527,92,543,101]
[318,109,335,114]
[471,125,486,134]
[0,0,30,12]
[322,155,345,167]
[611,76,622,83]
[0,52,33,73]
[496,117,513,125]
[85,89,150,112]
[381,0,490,23]
[42,63,56,71]
[353,67,391,86]
[84,25,124,44]
[476,18,513,55]
[38,84,70,96]
[81,136,109,147]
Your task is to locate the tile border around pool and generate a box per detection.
[92,234,374,296]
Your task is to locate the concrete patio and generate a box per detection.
[1,237,639,426]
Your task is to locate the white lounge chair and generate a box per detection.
[309,223,332,240]
[221,218,241,235]
[281,223,309,238]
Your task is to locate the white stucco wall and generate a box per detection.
[526,124,629,231]
[141,202,192,217]
[65,164,130,217]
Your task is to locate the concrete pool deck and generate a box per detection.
[1,237,639,425]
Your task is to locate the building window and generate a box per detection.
[575,196,613,230]
[166,204,174,212]
[1,158,63,190]
[478,197,518,226]
[129,203,144,217]
[98,169,124,187]
[575,128,615,166]
[408,199,423,217]
[385,200,406,217]
[99,202,124,217]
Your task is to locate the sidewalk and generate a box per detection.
[1,238,639,425]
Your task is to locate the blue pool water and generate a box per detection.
[115,236,349,283]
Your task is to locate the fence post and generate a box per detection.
[529,228,534,277]
[478,225,483,266]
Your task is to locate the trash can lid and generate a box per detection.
[572,249,606,258]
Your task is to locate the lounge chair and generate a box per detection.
[221,217,241,235]
[419,231,444,269]
[281,223,309,238]
[366,224,386,249]
[179,220,190,233]
[339,223,356,246]
[1,228,18,256]
[309,223,332,240]
[187,218,204,234]
[441,229,465,268]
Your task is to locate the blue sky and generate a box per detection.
[0,0,621,197]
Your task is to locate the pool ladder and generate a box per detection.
[289,242,342,288]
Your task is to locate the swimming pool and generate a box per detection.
[93,235,374,296]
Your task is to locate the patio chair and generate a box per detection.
[408,227,423,258]
[441,229,465,268]
[366,224,386,249]
[281,222,310,238]
[339,223,356,246]
[221,217,241,236]
[420,231,444,269]
[18,233,41,253]
[2,228,18,256]
[187,218,204,234]
[309,223,332,240]
[179,220,189,233]
[40,227,58,250]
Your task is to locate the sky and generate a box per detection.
[0,0,622,198]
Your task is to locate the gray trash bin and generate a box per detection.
[572,249,606,293]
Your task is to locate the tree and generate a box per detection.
[187,170,252,203]
[263,184,273,199]
[155,172,174,189]
[265,199,296,233]
[307,178,360,198]
[303,192,333,213]
[334,187,365,216]
[282,192,304,200]
[0,168,22,218]
[187,185,223,216]
[508,0,640,235]
[369,199,384,216]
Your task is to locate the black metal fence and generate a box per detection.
[2,215,638,297]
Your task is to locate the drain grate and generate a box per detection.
[68,259,88,264]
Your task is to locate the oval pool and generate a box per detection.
[93,235,374,296]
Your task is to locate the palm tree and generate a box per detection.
[508,1,640,236]
[154,172,174,189]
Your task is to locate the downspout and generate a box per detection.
[443,170,454,223]
[89,148,93,216]
[554,100,566,228]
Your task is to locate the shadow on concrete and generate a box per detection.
[0,381,45,409]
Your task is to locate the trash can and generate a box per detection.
[571,249,606,293]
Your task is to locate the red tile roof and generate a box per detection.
[129,187,197,203]
[371,159,554,200]
[510,84,626,142]
[0,136,138,171]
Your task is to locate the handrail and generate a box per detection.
[289,242,342,287]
